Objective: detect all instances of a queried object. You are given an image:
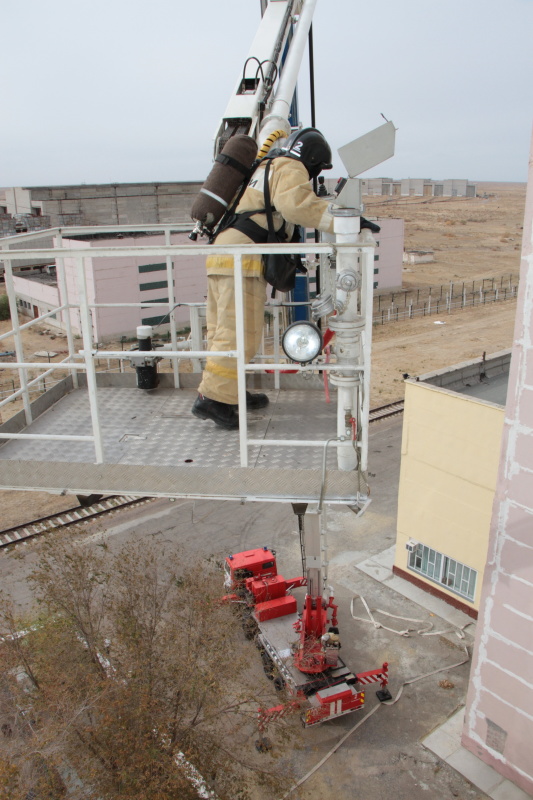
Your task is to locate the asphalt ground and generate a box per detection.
[0,417,486,800]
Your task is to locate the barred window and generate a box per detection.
[408,544,477,602]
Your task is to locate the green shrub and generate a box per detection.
[0,294,11,321]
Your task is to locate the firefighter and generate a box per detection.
[192,127,335,430]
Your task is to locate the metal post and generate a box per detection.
[359,240,374,474]
[2,253,32,424]
[329,210,363,472]
[164,229,180,388]
[55,232,78,389]
[234,254,248,467]
[189,307,204,374]
[75,255,104,463]
[273,300,281,390]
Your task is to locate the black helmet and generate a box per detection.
[283,127,333,178]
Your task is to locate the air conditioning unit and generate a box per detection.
[405,539,419,553]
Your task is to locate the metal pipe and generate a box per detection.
[77,349,237,360]
[0,362,87,370]
[4,241,336,260]
[330,212,361,471]
[259,0,319,139]
[0,305,69,342]
[248,438,349,448]
[2,255,32,425]
[55,231,78,389]
[234,254,248,467]
[75,255,104,464]
[359,240,375,473]
[164,228,180,389]
[273,301,281,389]
[0,432,94,442]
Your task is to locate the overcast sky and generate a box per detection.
[2,0,532,187]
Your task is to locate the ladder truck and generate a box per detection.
[224,506,390,733]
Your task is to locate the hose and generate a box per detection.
[257,129,287,159]
[280,605,472,799]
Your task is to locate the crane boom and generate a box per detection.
[214,0,317,153]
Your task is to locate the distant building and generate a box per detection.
[13,231,206,340]
[1,183,199,228]
[372,217,404,289]
[361,178,477,198]
[403,250,434,264]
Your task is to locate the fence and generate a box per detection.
[373,273,519,325]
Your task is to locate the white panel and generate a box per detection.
[338,121,396,178]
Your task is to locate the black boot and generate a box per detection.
[245,391,269,410]
[192,394,239,430]
[360,216,381,233]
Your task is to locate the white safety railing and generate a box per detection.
[0,225,374,472]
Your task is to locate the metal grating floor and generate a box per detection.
[0,387,363,504]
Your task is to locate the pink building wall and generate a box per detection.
[91,232,206,340]
[462,129,533,794]
[12,219,404,342]
[59,233,206,342]
[375,217,404,289]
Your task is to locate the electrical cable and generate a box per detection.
[317,436,343,513]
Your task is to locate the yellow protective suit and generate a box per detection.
[198,156,335,406]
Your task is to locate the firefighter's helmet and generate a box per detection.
[283,127,333,178]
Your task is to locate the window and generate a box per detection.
[141,314,169,326]
[141,297,169,307]
[139,262,166,274]
[408,545,477,601]
[139,280,168,292]
[374,254,379,261]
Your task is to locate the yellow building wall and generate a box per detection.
[395,381,504,610]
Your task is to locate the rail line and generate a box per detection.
[369,400,404,422]
[0,495,155,549]
[0,401,404,549]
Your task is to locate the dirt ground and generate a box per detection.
[367,180,525,288]
[0,182,526,528]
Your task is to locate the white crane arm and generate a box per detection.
[214,0,317,155]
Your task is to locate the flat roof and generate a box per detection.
[453,371,509,406]
[415,350,511,408]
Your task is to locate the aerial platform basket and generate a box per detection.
[0,225,375,506]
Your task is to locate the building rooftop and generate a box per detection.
[414,350,511,407]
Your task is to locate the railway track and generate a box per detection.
[0,401,404,550]
[0,495,155,549]
[369,400,404,422]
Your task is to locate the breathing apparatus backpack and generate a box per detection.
[189,130,305,292]
[189,134,259,241]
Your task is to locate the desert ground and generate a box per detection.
[0,182,526,527]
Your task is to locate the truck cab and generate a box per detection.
[224,547,278,591]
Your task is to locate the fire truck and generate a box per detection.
[224,506,390,732]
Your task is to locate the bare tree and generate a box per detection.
[0,537,298,800]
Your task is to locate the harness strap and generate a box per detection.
[213,158,287,244]
[226,210,286,244]
[215,152,251,177]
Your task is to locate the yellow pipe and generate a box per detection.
[257,129,287,159]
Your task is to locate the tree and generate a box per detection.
[0,294,11,322]
[0,536,299,800]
